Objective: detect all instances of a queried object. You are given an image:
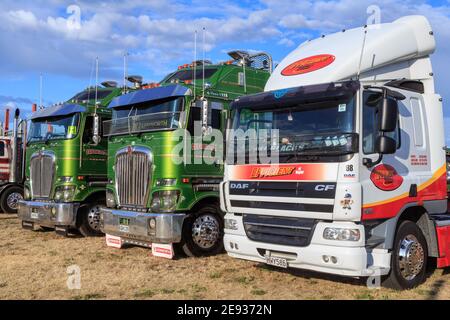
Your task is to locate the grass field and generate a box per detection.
[0,214,449,300]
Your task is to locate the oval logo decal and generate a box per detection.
[370,164,403,191]
[281,54,335,76]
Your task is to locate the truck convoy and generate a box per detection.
[221,16,450,289]
[18,84,123,236]
[101,51,272,258]
[0,108,26,213]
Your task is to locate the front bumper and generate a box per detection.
[101,207,186,247]
[224,215,391,277]
[17,200,80,228]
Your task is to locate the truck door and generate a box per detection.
[81,115,108,175]
[185,101,224,176]
[360,89,412,221]
[0,140,10,181]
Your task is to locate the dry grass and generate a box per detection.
[0,214,449,300]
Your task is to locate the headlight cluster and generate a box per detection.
[106,189,117,208]
[150,190,180,212]
[54,186,76,202]
[323,227,361,241]
[224,218,238,230]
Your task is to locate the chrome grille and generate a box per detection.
[115,146,152,207]
[30,151,55,198]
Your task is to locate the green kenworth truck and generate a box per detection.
[101,51,272,257]
[18,83,125,236]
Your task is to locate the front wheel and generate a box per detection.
[77,202,104,237]
[179,204,224,257]
[382,221,428,290]
[0,186,23,214]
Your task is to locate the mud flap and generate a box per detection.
[436,225,450,268]
[152,243,174,259]
[106,234,123,249]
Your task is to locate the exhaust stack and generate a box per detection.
[4,108,10,134]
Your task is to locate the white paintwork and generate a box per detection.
[222,15,449,276]
[266,16,435,91]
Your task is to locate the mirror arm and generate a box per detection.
[363,154,383,168]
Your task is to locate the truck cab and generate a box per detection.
[101,51,272,257]
[0,108,27,213]
[18,85,122,236]
[222,16,450,289]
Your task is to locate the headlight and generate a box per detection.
[106,189,116,208]
[151,190,180,212]
[225,218,238,230]
[54,186,76,202]
[323,227,361,241]
[155,179,177,187]
[24,187,31,200]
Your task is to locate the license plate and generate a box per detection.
[118,218,130,233]
[265,256,288,268]
[31,210,39,219]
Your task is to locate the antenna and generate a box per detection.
[123,52,129,94]
[193,30,197,99]
[39,74,43,109]
[94,57,99,114]
[202,27,206,99]
[357,26,368,80]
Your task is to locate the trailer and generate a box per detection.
[100,51,272,258]
[0,108,26,213]
[221,16,450,289]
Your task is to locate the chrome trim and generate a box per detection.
[17,200,79,227]
[114,146,152,207]
[101,207,186,244]
[30,150,56,199]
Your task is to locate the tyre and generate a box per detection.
[40,226,54,232]
[77,201,104,237]
[382,220,428,290]
[0,186,23,214]
[179,204,224,257]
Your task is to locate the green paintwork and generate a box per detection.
[107,62,271,211]
[24,87,124,203]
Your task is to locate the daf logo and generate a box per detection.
[230,183,249,189]
[315,185,335,191]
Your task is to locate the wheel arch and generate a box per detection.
[80,190,106,206]
[370,203,440,257]
[188,196,221,216]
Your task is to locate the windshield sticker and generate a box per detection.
[230,163,338,181]
[68,126,77,135]
[338,104,347,112]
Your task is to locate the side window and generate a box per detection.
[362,91,400,154]
[187,102,223,135]
[0,142,4,157]
[83,116,94,144]
[410,98,424,147]
[187,107,201,136]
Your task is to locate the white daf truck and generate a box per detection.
[221,15,450,290]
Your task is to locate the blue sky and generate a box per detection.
[1,0,450,143]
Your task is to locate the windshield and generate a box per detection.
[104,97,184,136]
[28,113,80,143]
[165,68,218,83]
[229,95,357,164]
[70,89,113,102]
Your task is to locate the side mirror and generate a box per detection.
[92,114,101,145]
[379,97,398,132]
[375,135,396,154]
[195,99,210,135]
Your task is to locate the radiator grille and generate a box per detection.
[115,147,152,207]
[30,151,55,199]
